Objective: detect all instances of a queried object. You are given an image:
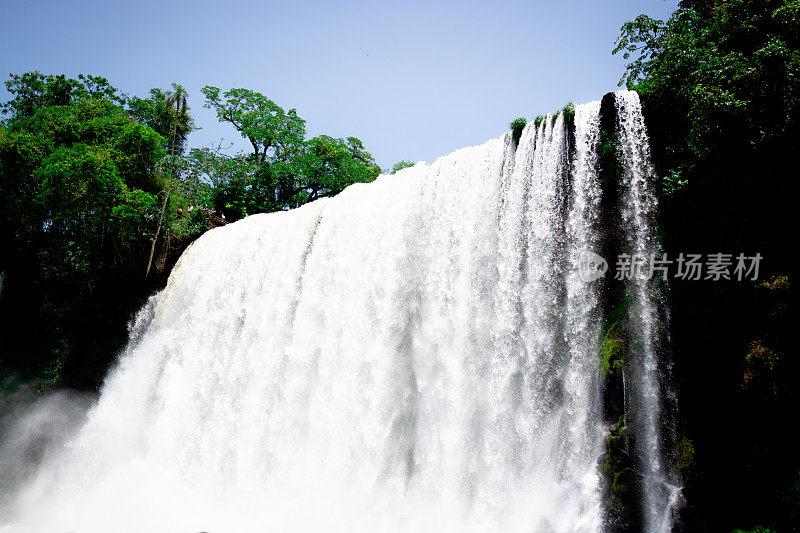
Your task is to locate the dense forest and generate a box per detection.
[0,76,383,389]
[0,0,797,531]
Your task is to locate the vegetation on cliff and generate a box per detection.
[0,73,380,390]
[615,0,798,530]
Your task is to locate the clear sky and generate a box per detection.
[0,0,679,169]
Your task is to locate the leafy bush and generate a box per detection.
[389,160,415,174]
[509,117,527,144]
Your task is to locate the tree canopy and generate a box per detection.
[389,160,415,174]
[0,73,382,389]
[190,85,380,221]
[0,76,171,387]
[614,0,800,169]
[201,86,306,164]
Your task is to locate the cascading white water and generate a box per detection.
[614,90,680,532]
[0,92,675,533]
[562,101,604,505]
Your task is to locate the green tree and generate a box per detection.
[294,135,381,203]
[614,0,800,169]
[0,73,206,389]
[201,86,306,164]
[389,160,415,174]
[194,86,379,220]
[1,72,126,128]
[186,145,256,221]
[128,84,193,154]
[136,84,194,277]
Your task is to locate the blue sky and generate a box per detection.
[0,0,679,169]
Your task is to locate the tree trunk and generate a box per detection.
[145,186,171,278]
[146,94,182,278]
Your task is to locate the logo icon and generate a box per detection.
[577,250,608,283]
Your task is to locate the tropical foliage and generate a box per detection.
[0,73,380,389]
[188,86,380,221]
[388,160,415,174]
[615,1,798,530]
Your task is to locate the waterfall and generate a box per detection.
[614,90,680,531]
[0,92,677,533]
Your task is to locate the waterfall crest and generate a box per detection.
[0,92,678,533]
